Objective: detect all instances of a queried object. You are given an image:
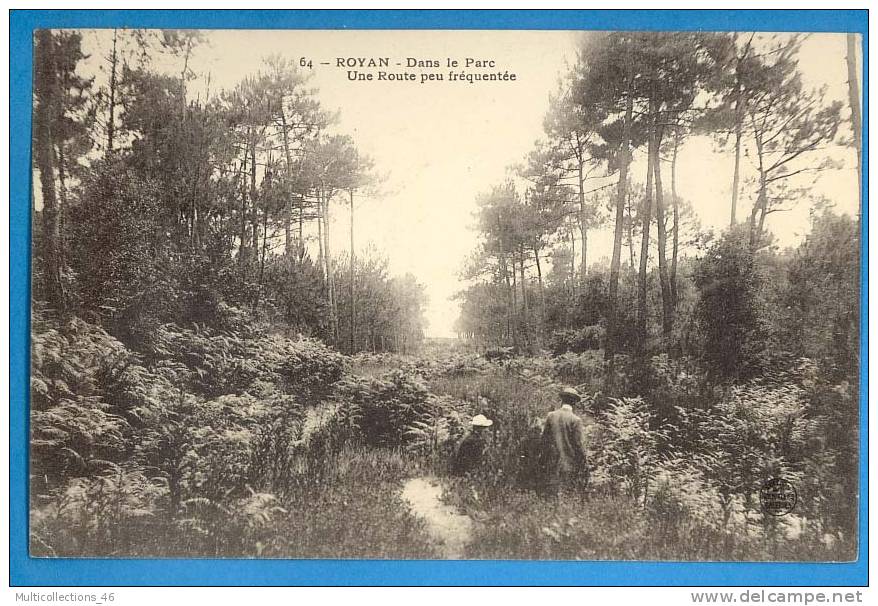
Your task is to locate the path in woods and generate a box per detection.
[400,476,473,559]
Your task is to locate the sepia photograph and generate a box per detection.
[27,24,862,563]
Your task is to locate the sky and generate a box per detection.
[73,30,861,337]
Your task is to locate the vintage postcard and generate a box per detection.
[23,18,864,570]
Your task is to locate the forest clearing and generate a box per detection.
[29,29,861,561]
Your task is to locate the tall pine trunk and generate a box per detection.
[730,35,754,226]
[605,79,635,383]
[56,142,68,269]
[749,125,768,250]
[846,34,862,209]
[533,246,545,309]
[250,139,259,254]
[256,159,271,307]
[577,159,588,288]
[503,254,514,343]
[569,223,576,295]
[34,30,65,310]
[279,108,295,254]
[534,245,546,338]
[298,197,305,261]
[730,103,742,225]
[106,29,117,154]
[625,191,636,270]
[323,193,338,344]
[670,128,680,307]
[518,253,529,346]
[497,215,516,347]
[582,213,588,278]
[636,110,656,355]
[652,125,674,347]
[238,146,249,267]
[349,190,356,354]
[511,253,519,344]
[317,192,326,277]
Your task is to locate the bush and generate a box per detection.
[149,323,345,399]
[333,370,446,448]
[693,229,768,383]
[552,351,605,387]
[550,325,605,354]
[31,466,289,557]
[31,309,134,486]
[589,397,662,502]
[174,488,288,556]
[647,458,741,536]
[134,387,304,509]
[31,466,167,556]
[263,445,437,558]
[68,158,180,343]
[630,354,702,423]
[263,255,329,338]
[776,207,859,381]
[259,335,346,397]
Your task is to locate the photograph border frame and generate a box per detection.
[8,8,870,587]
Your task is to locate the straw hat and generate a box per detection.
[471,414,493,427]
[559,387,582,404]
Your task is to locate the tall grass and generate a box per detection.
[260,445,438,558]
[32,445,438,558]
[448,489,851,561]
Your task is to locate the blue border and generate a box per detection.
[9,9,869,587]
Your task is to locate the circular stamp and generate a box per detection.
[759,478,798,516]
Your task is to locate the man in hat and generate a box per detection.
[538,387,590,496]
[450,414,493,475]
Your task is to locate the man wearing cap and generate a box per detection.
[451,414,493,475]
[538,387,590,496]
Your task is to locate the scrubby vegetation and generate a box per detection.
[29,29,860,561]
[30,311,857,560]
[30,306,442,557]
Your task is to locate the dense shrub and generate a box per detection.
[30,465,289,557]
[693,229,768,383]
[30,466,167,556]
[552,351,605,387]
[263,446,437,559]
[149,323,345,398]
[29,294,858,560]
[588,397,662,502]
[631,354,702,423]
[550,325,605,354]
[647,458,739,535]
[804,381,858,536]
[263,256,329,337]
[776,207,859,381]
[333,370,448,448]
[31,309,134,485]
[173,488,289,556]
[30,308,352,556]
[261,335,346,396]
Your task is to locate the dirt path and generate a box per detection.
[400,476,473,559]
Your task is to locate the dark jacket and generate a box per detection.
[451,430,488,474]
